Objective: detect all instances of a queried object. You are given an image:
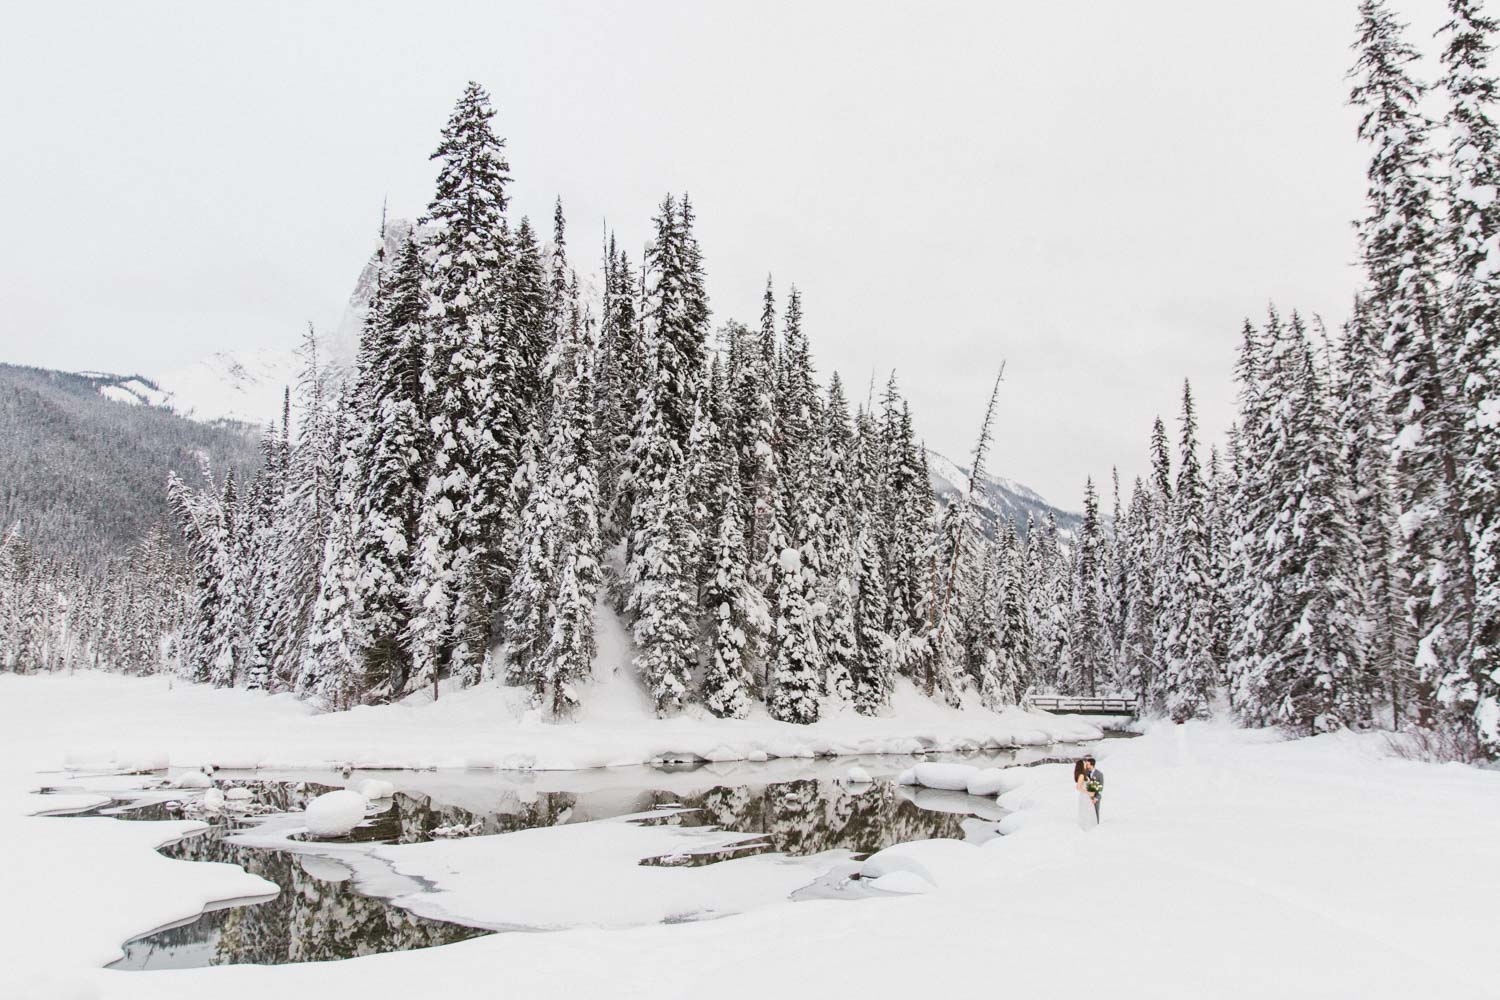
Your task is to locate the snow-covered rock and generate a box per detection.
[911,762,980,791]
[896,767,919,786]
[171,771,212,789]
[201,788,225,811]
[846,766,873,785]
[746,750,770,763]
[304,790,368,837]
[224,786,253,801]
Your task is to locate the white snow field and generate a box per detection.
[2,673,1498,999]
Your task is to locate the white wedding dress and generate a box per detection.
[1077,790,1098,831]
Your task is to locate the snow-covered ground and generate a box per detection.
[3,672,1498,999]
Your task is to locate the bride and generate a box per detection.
[1075,760,1098,831]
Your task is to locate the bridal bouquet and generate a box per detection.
[1085,779,1102,796]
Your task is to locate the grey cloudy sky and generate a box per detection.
[0,0,1452,505]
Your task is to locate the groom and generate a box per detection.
[1084,756,1103,822]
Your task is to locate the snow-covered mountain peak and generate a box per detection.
[152,348,301,427]
[928,450,1079,538]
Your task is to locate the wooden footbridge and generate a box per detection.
[1028,695,1140,717]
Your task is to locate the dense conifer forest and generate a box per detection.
[3,0,1496,758]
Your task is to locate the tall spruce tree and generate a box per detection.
[1160,381,1214,719]
[1352,0,1474,723]
[305,395,365,709]
[354,236,427,695]
[993,521,1033,705]
[1338,300,1406,720]
[1118,478,1159,698]
[536,292,603,718]
[410,82,515,694]
[1069,478,1108,696]
[767,485,823,723]
[631,464,696,714]
[1441,0,1500,751]
[702,472,755,719]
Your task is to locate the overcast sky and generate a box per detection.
[0,1,1454,505]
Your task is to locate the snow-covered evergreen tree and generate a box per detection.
[1068,478,1108,697]
[819,374,858,706]
[736,279,780,597]
[1352,0,1473,723]
[850,507,894,715]
[304,394,365,710]
[767,486,823,723]
[599,241,642,547]
[354,236,427,695]
[1029,512,1072,694]
[535,293,603,718]
[702,473,755,719]
[1236,316,1368,729]
[631,464,696,714]
[1440,0,1500,751]
[1160,381,1215,719]
[1337,300,1407,720]
[410,81,515,695]
[992,520,1033,705]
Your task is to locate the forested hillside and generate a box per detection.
[0,364,262,561]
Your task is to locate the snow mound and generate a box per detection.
[354,778,396,800]
[911,762,980,791]
[304,789,368,837]
[867,870,935,894]
[860,839,981,889]
[966,767,1026,797]
[201,788,225,811]
[172,771,212,789]
[846,766,872,784]
[224,786,252,801]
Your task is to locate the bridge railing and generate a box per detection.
[1028,695,1140,716]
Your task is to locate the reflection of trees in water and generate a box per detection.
[121,832,486,968]
[360,789,581,844]
[645,779,969,865]
[117,776,978,967]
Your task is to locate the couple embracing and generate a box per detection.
[1074,755,1103,831]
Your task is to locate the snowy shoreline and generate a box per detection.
[21,672,1106,777]
[5,673,1500,1000]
